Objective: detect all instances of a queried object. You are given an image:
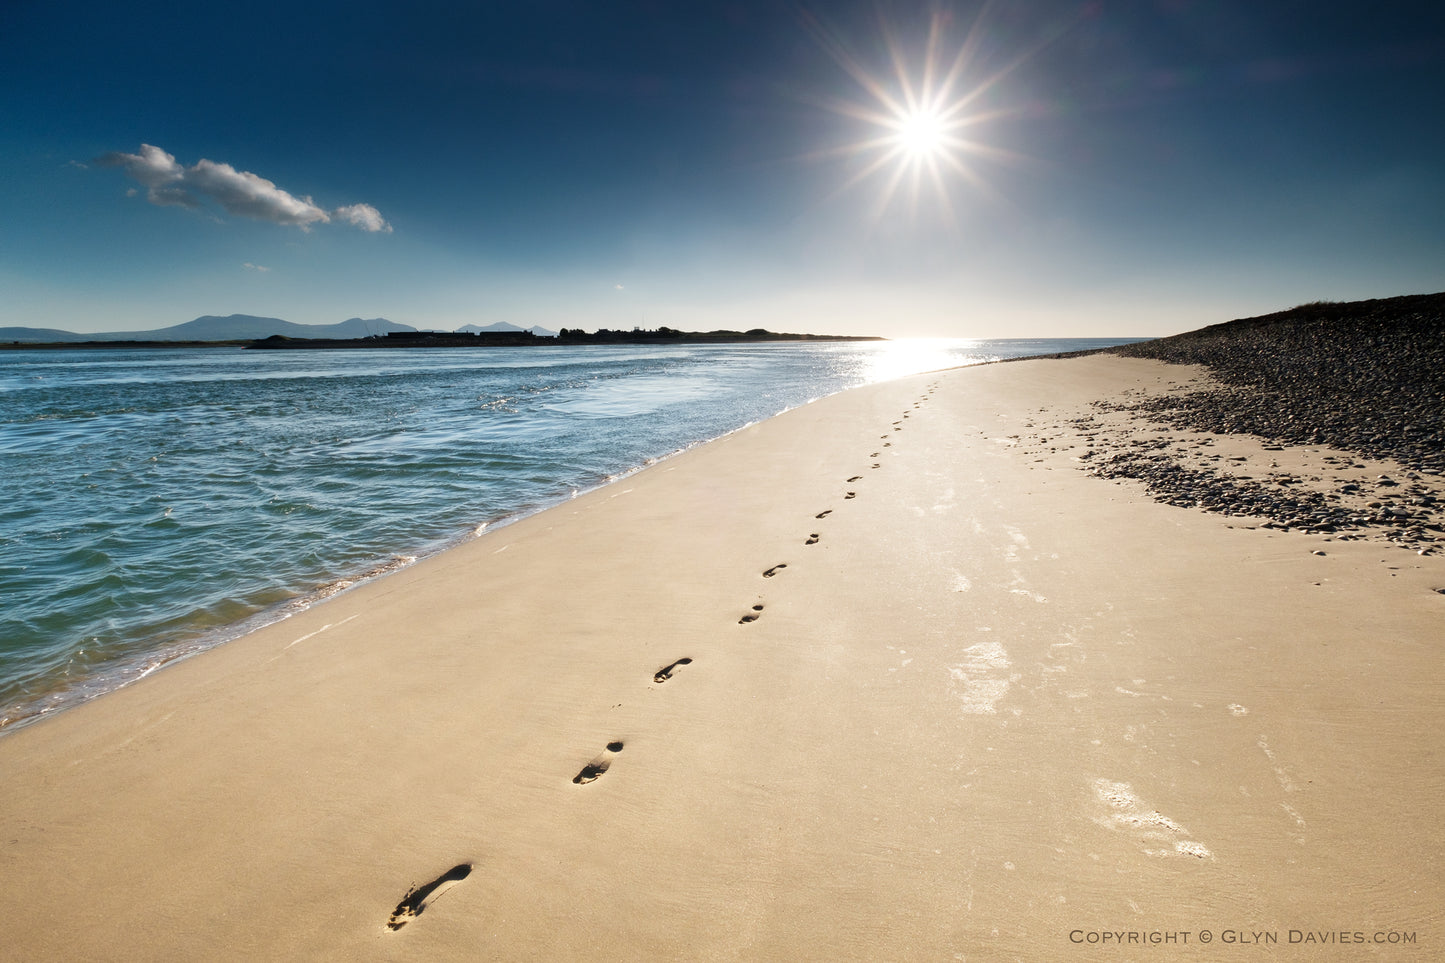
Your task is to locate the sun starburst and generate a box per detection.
[803,7,1036,222]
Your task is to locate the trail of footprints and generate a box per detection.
[384,382,940,931]
[735,383,936,626]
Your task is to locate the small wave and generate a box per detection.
[283,555,419,610]
[0,551,423,735]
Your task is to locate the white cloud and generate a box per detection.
[334,202,392,233]
[186,158,329,228]
[243,262,271,272]
[99,143,182,188]
[96,143,389,233]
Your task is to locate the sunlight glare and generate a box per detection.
[896,109,947,158]
[860,339,993,384]
[802,8,1046,221]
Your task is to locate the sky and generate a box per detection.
[2,0,1442,338]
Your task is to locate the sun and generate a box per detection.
[895,108,948,158]
[802,8,1036,220]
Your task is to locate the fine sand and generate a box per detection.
[1,354,1441,961]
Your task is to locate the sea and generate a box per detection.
[1,337,1140,731]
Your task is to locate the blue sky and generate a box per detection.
[2,1,1442,337]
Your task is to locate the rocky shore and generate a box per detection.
[1110,293,1445,471]
[1069,293,1445,550]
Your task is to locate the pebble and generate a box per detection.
[1111,294,1445,474]
[1076,294,1445,547]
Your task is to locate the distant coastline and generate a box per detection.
[0,313,887,349]
[247,328,886,349]
[2,328,885,350]
[1,340,255,350]
[0,313,546,346]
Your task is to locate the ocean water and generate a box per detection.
[0,337,1138,729]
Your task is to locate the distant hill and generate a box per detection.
[458,321,558,338]
[0,327,92,343]
[109,315,417,341]
[0,315,417,342]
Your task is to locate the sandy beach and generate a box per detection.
[2,351,1441,960]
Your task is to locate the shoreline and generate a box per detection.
[2,350,1441,959]
[0,406,789,735]
[2,339,1144,737]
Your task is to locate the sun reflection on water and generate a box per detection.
[857,338,999,384]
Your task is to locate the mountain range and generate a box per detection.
[0,315,558,343]
[457,322,559,338]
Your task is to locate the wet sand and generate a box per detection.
[1,354,1441,960]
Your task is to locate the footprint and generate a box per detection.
[871,463,880,469]
[893,427,902,432]
[847,476,862,482]
[883,442,891,448]
[387,864,473,931]
[574,741,625,784]
[762,563,787,578]
[739,604,764,623]
[805,533,821,545]
[815,509,833,519]
[869,452,879,458]
[1090,779,1211,859]
[844,492,857,499]
[654,657,693,683]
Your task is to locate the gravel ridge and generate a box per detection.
[1057,293,1445,550]
[1107,292,1445,473]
